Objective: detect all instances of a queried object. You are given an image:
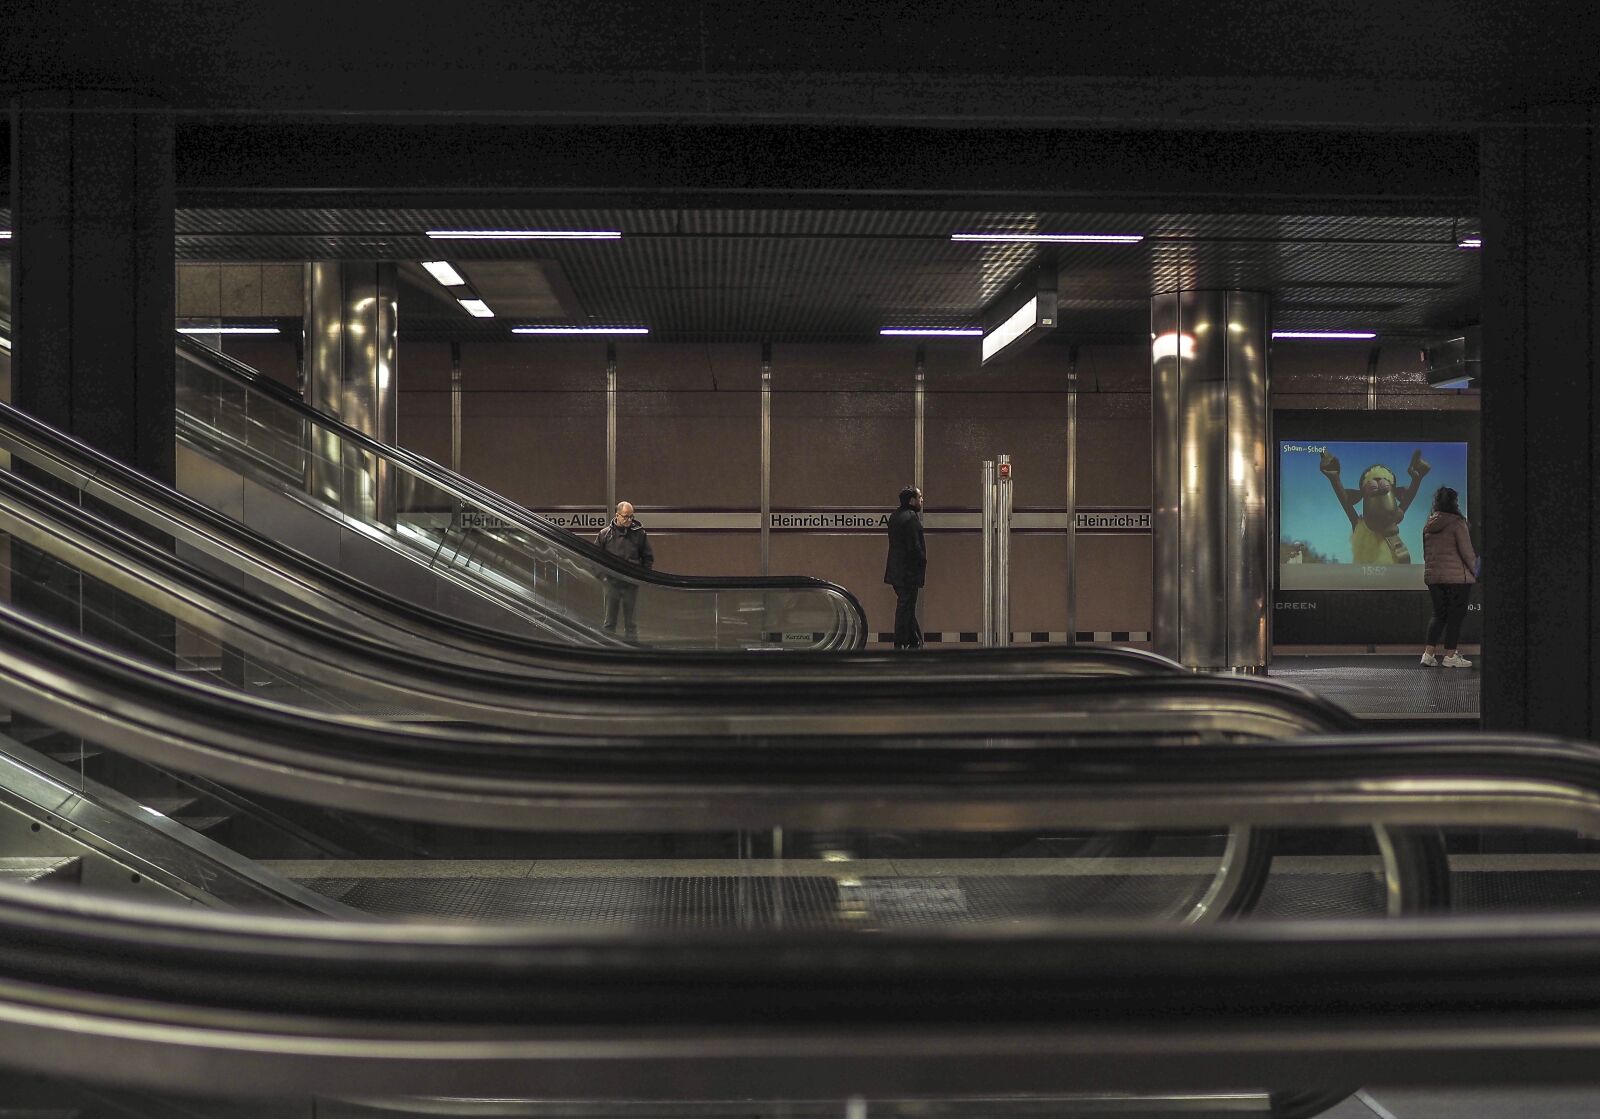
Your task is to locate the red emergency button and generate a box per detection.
[998,462,1012,479]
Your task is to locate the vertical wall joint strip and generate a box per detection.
[760,342,772,577]
[605,342,618,515]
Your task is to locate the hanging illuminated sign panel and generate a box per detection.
[980,272,1058,366]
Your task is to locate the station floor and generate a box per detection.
[1270,654,1480,723]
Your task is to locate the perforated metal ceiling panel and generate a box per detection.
[159,207,1480,341]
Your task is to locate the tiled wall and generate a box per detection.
[218,334,1478,642]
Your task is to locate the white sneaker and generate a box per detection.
[1441,653,1473,668]
[1419,653,1438,667]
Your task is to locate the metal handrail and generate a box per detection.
[0,464,1351,738]
[0,395,1182,682]
[0,583,1581,831]
[174,336,871,648]
[0,782,1595,1098]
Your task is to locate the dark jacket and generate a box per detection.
[1422,511,1476,585]
[884,506,926,588]
[596,518,654,570]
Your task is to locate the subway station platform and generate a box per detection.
[1271,655,1480,725]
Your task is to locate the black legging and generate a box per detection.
[1426,582,1472,649]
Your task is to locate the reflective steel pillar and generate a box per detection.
[980,456,1014,647]
[303,261,398,525]
[1151,290,1271,672]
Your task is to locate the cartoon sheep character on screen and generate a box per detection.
[1318,449,1430,563]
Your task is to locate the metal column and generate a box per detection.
[981,460,995,646]
[606,342,618,514]
[449,341,463,473]
[980,456,1014,647]
[914,347,926,635]
[913,346,926,492]
[1065,348,1079,645]
[994,453,1013,647]
[760,343,772,576]
[303,261,399,526]
[1150,289,1271,672]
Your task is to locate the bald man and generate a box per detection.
[595,501,654,640]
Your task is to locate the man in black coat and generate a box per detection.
[596,500,654,640]
[883,485,926,649]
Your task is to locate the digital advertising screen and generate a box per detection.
[1278,438,1470,591]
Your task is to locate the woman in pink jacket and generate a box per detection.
[1420,486,1478,668]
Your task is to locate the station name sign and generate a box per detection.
[440,509,1151,534]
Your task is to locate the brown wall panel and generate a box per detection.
[458,341,607,508]
[926,390,1069,510]
[642,531,761,579]
[770,533,895,636]
[1079,389,1151,507]
[922,532,981,634]
[1075,535,1154,632]
[1272,340,1481,411]
[615,342,761,509]
[381,336,1484,640]
[398,340,453,465]
[771,344,915,508]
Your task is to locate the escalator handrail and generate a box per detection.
[0,464,1235,720]
[175,334,871,623]
[6,839,1600,1095]
[0,591,1593,831]
[0,394,1183,680]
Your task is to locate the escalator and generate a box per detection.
[171,334,867,651]
[2,491,1598,1115]
[2,731,1600,1115]
[0,391,1179,690]
[0,456,1353,738]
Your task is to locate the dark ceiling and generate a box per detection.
[168,207,1481,344]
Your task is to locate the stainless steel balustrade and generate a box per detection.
[0,742,1595,1101]
[0,392,1177,684]
[0,578,1561,838]
[0,461,1354,738]
[0,379,1184,681]
[172,335,868,651]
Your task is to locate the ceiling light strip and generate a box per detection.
[1271,331,1377,340]
[426,230,622,240]
[879,328,982,337]
[512,327,649,335]
[177,326,283,335]
[458,299,495,318]
[952,232,1144,244]
[1458,237,1483,249]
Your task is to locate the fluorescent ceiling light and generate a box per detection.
[1458,237,1482,249]
[982,295,1041,363]
[177,326,282,335]
[426,230,622,240]
[1271,331,1377,340]
[420,260,467,286]
[458,299,494,318]
[0,231,10,239]
[952,232,1143,244]
[512,326,649,335]
[880,328,982,337]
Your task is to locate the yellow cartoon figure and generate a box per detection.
[1319,449,1430,564]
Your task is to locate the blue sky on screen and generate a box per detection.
[1279,440,1469,563]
